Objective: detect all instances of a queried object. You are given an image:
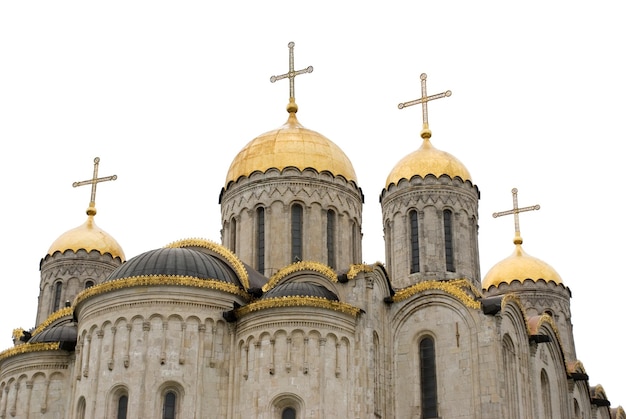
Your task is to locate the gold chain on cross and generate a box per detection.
[492,188,540,244]
[270,41,313,112]
[72,157,117,216]
[398,73,452,132]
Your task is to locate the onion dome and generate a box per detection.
[482,238,563,289]
[29,320,77,351]
[385,129,471,188]
[47,214,125,261]
[106,247,243,287]
[262,282,339,300]
[225,108,357,187]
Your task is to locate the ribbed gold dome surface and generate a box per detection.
[482,243,562,289]
[225,112,357,186]
[385,135,471,188]
[47,215,125,260]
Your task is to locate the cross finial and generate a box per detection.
[492,188,540,245]
[269,41,313,113]
[72,157,117,216]
[398,73,451,137]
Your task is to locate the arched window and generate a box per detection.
[409,210,420,273]
[53,281,63,312]
[117,395,128,419]
[76,397,86,419]
[291,204,303,262]
[351,220,359,263]
[282,407,296,419]
[85,280,95,289]
[541,369,552,418]
[162,391,176,419]
[230,217,237,253]
[443,209,455,272]
[327,209,336,268]
[502,335,519,419]
[419,336,438,418]
[256,207,265,272]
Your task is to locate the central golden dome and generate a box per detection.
[225,111,357,187]
[385,132,471,188]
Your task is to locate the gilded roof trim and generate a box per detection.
[262,261,337,292]
[392,279,481,310]
[74,275,250,307]
[346,263,374,280]
[166,238,250,290]
[235,296,361,318]
[0,342,61,362]
[32,307,73,337]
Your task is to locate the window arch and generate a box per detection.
[256,207,265,272]
[158,383,183,419]
[443,209,455,272]
[409,209,420,273]
[107,386,129,419]
[53,281,63,312]
[327,209,336,268]
[270,393,304,419]
[419,336,438,418]
[291,204,303,262]
[85,280,95,289]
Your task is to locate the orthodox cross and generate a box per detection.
[72,157,117,215]
[492,188,540,243]
[398,73,452,130]
[270,42,313,106]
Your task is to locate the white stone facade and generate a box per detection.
[0,108,622,419]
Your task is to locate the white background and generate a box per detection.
[1,1,624,403]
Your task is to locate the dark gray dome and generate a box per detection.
[106,247,242,286]
[29,320,77,351]
[262,282,339,300]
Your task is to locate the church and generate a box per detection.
[0,42,623,418]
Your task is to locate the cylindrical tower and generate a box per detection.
[38,207,124,326]
[220,101,363,278]
[380,127,480,290]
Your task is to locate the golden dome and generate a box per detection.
[385,130,471,188]
[225,111,357,186]
[482,242,562,289]
[47,215,125,261]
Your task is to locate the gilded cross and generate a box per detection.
[493,188,540,243]
[398,73,452,130]
[73,157,117,215]
[270,42,313,105]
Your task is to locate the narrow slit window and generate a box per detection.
[282,407,296,419]
[117,395,128,419]
[256,207,265,272]
[53,282,63,312]
[327,209,336,268]
[420,337,438,419]
[410,210,420,273]
[291,204,303,262]
[443,209,455,272]
[162,391,176,419]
